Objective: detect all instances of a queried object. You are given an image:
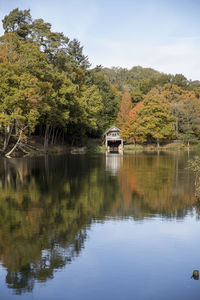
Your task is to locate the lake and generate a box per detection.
[0,151,200,300]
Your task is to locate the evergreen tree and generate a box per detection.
[2,8,32,39]
[67,39,90,70]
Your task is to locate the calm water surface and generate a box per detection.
[0,151,200,300]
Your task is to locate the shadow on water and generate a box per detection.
[0,151,197,294]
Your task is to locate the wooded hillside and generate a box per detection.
[0,8,200,155]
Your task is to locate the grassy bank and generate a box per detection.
[84,140,199,154]
[123,142,196,152]
[74,140,200,155]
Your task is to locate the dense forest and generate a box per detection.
[1,8,200,155]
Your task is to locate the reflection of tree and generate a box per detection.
[5,229,87,294]
[117,156,141,207]
[117,152,195,219]
[0,152,196,294]
[0,155,120,294]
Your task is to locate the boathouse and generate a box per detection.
[104,126,123,152]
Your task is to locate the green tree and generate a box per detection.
[2,8,32,39]
[67,39,90,71]
[160,84,200,144]
[171,74,188,89]
[31,18,69,60]
[0,32,54,153]
[79,85,103,131]
[87,67,121,133]
[177,92,200,146]
[0,9,107,152]
[137,87,175,146]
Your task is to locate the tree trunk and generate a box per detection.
[5,126,27,158]
[62,130,64,145]
[57,129,62,143]
[53,128,59,145]
[44,124,49,149]
[51,127,55,145]
[175,117,178,139]
[49,126,53,141]
[27,127,31,143]
[17,145,29,155]
[3,123,14,152]
[157,140,160,148]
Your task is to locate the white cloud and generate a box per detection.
[86,37,200,80]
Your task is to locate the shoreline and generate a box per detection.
[0,140,199,158]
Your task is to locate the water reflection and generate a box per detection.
[117,153,195,218]
[0,152,196,294]
[105,153,123,175]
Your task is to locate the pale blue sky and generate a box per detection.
[0,0,200,80]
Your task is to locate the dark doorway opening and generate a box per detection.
[108,140,122,152]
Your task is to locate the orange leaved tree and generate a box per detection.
[121,101,144,145]
[117,89,132,129]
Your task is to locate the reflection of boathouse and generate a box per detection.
[104,126,123,153]
[105,153,123,176]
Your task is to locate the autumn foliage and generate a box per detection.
[116,84,200,146]
[121,101,144,144]
[117,89,132,129]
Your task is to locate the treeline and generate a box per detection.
[0,8,121,155]
[102,66,200,103]
[101,66,200,147]
[1,8,200,154]
[117,86,200,146]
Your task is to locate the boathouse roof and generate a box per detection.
[104,126,121,135]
